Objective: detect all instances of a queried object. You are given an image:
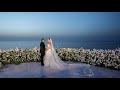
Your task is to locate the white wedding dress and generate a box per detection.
[44,38,94,76]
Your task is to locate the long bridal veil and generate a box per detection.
[49,38,94,76]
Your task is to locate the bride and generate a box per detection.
[44,38,94,76]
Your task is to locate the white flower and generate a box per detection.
[33,46,38,51]
[15,47,19,52]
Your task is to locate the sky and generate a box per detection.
[0,12,120,41]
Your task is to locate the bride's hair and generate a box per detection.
[48,38,51,45]
[48,38,51,40]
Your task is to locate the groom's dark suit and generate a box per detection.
[40,41,45,66]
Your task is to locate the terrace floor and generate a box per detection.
[0,61,120,78]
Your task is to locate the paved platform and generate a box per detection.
[0,62,120,78]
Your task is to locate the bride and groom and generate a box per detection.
[40,37,67,69]
[40,37,94,76]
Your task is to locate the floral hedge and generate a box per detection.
[56,48,120,70]
[0,47,40,65]
[0,47,120,70]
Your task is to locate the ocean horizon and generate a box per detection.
[0,40,120,50]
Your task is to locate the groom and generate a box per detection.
[40,37,45,66]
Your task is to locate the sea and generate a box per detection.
[0,40,120,50]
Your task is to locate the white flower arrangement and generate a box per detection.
[56,47,120,70]
[0,47,120,70]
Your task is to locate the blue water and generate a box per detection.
[0,40,120,50]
